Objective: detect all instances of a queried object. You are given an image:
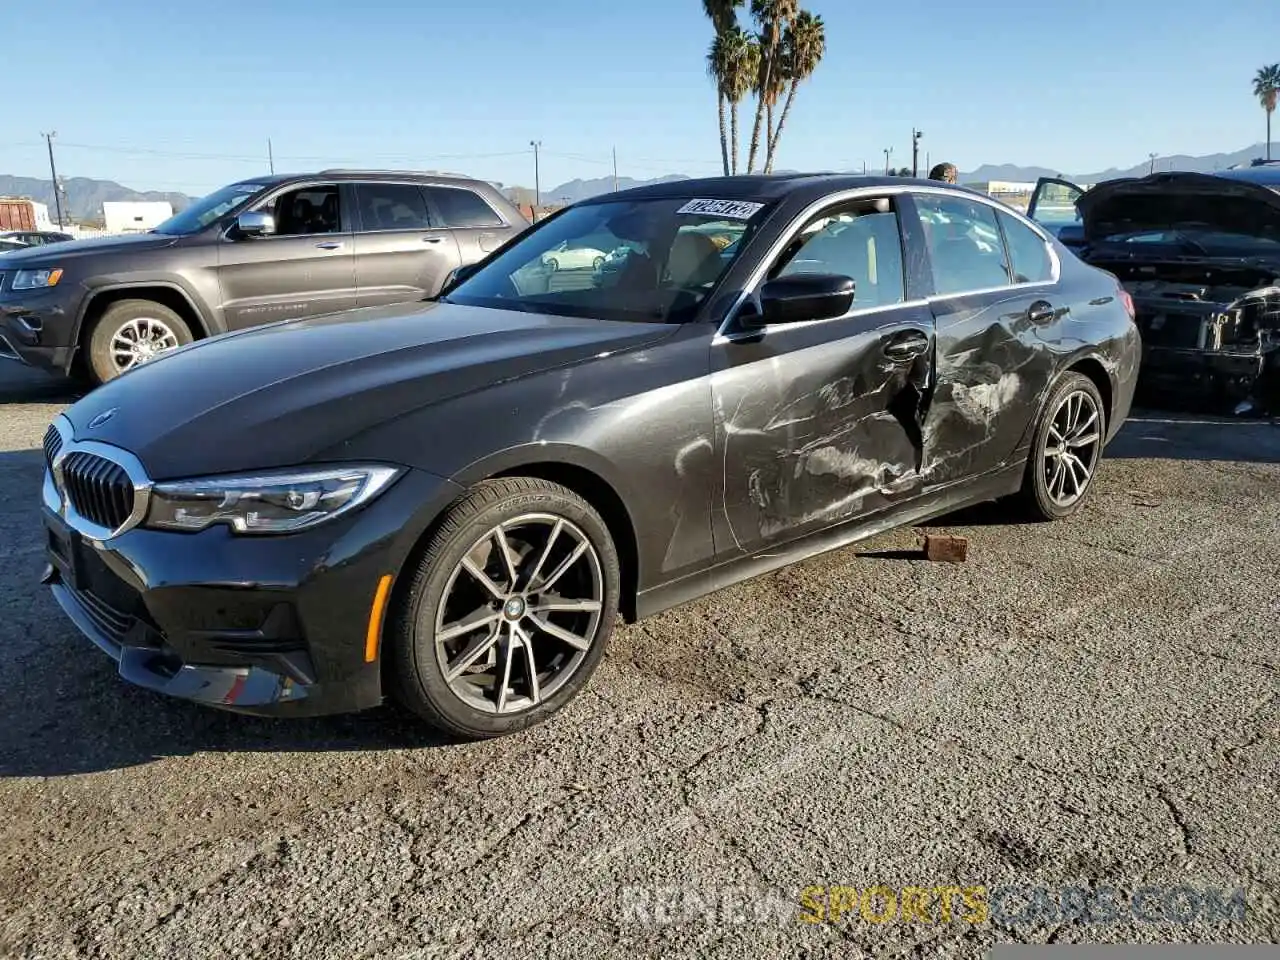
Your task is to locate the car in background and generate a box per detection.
[0,238,28,254]
[40,174,1138,738]
[541,241,608,271]
[0,230,74,247]
[0,170,529,384]
[1026,165,1280,414]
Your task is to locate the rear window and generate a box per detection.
[428,187,504,228]
[998,212,1053,283]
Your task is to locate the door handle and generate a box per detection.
[883,330,930,361]
[1028,300,1056,324]
[423,236,444,244]
[315,241,344,251]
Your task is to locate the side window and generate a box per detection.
[771,199,906,309]
[259,185,341,236]
[998,212,1054,283]
[428,187,504,228]
[355,183,434,232]
[913,194,1012,295]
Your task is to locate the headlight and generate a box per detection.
[144,464,402,535]
[12,267,63,290]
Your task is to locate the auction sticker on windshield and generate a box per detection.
[676,199,766,220]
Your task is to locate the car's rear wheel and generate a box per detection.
[87,299,193,385]
[1019,371,1106,521]
[388,477,620,738]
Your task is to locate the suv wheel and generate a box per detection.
[387,477,620,739]
[1019,372,1106,521]
[87,299,193,384]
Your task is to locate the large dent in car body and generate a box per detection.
[712,328,932,552]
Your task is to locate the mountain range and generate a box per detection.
[3,142,1273,221]
[523,142,1276,204]
[0,175,193,223]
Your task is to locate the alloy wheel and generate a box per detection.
[1043,389,1102,507]
[110,317,180,373]
[433,513,604,715]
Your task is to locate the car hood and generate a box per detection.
[63,300,677,479]
[0,231,179,263]
[1078,171,1280,243]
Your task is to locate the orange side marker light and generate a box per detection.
[365,574,394,662]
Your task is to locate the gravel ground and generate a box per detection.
[0,362,1277,959]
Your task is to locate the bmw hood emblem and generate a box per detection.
[88,408,118,429]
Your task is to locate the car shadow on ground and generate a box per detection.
[1106,409,1280,463]
[0,365,81,404]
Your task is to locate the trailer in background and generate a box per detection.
[0,198,38,232]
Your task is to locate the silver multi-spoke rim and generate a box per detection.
[110,317,180,372]
[1044,389,1101,507]
[434,513,604,715]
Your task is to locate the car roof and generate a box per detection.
[595,173,983,205]
[1214,164,1280,187]
[230,170,495,188]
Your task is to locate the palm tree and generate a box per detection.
[1254,64,1280,162]
[717,28,759,174]
[746,0,797,173]
[703,0,745,175]
[764,10,825,173]
[702,0,740,33]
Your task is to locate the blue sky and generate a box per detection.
[5,0,1277,196]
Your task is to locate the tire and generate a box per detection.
[387,477,621,739]
[87,299,193,385]
[546,258,560,272]
[1018,372,1106,521]
[592,256,605,270]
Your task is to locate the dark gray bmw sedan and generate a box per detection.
[39,174,1140,738]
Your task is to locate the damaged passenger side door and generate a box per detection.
[710,195,936,558]
[912,192,1061,486]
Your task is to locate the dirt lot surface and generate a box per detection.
[1,363,1277,958]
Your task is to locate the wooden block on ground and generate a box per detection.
[923,534,968,563]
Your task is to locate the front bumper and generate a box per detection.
[0,283,84,374]
[42,460,462,717]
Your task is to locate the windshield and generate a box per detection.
[152,181,269,236]
[1098,226,1280,256]
[444,197,768,323]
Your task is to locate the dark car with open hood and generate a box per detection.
[40,174,1139,738]
[1026,166,1280,415]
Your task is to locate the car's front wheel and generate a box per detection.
[388,477,620,738]
[87,299,193,385]
[1019,371,1106,520]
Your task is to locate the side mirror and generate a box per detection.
[440,262,481,294]
[235,211,276,238]
[749,273,855,327]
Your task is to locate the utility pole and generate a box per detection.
[612,146,618,193]
[268,138,275,174]
[912,128,924,178]
[883,147,893,175]
[1148,152,1157,175]
[530,140,542,214]
[41,131,63,227]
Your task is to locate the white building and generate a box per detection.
[103,200,174,234]
[28,201,54,229]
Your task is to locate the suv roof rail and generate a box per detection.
[316,168,475,179]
